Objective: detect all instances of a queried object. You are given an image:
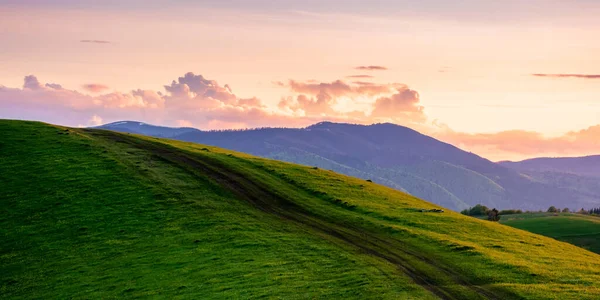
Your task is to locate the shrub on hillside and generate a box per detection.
[487,208,500,222]
[460,204,489,216]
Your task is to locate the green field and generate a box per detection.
[501,213,600,254]
[2,120,600,299]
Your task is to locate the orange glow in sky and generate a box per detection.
[1,1,599,160]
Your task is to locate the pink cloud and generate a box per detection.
[355,65,388,71]
[2,73,599,161]
[532,73,600,79]
[83,84,110,93]
[0,73,295,130]
[346,75,374,78]
[278,79,425,126]
[80,40,111,44]
[435,126,600,161]
[88,115,103,126]
[285,79,395,98]
[371,87,425,122]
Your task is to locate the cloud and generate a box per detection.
[284,79,397,97]
[45,83,62,89]
[3,72,599,161]
[83,84,109,93]
[355,66,388,71]
[532,73,600,79]
[436,126,600,161]
[286,80,353,97]
[1,75,167,127]
[2,73,429,132]
[352,81,376,86]
[164,72,239,105]
[23,75,63,91]
[88,115,103,126]
[80,40,111,44]
[23,75,43,90]
[0,73,283,131]
[346,75,374,78]
[371,87,425,122]
[277,79,426,126]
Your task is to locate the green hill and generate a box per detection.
[501,213,600,254]
[99,121,600,211]
[2,120,600,299]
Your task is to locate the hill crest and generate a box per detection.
[97,120,600,211]
[3,119,600,299]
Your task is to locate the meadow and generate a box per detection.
[2,120,600,299]
[501,213,600,254]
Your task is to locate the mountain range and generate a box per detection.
[96,121,600,211]
[499,156,600,178]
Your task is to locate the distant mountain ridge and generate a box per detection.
[95,121,198,138]
[96,121,600,211]
[499,155,600,178]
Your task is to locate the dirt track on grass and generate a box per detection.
[89,129,522,300]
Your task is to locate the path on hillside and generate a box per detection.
[89,129,521,300]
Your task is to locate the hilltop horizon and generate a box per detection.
[96,119,598,163]
[95,118,600,211]
[3,119,600,299]
[2,70,600,161]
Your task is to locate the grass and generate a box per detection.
[1,120,600,299]
[501,213,600,254]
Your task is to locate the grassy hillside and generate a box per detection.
[501,213,600,254]
[268,147,470,210]
[2,120,600,299]
[100,121,600,211]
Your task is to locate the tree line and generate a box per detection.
[580,207,600,215]
[460,204,523,218]
[461,204,600,220]
[459,205,502,221]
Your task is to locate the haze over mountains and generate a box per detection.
[499,156,600,178]
[97,121,600,211]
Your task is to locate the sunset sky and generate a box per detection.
[1,0,599,161]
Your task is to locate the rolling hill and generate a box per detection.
[3,120,600,299]
[97,121,600,211]
[501,213,600,254]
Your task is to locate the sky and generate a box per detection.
[1,0,599,161]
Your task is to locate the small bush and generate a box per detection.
[487,208,500,222]
[461,204,489,216]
